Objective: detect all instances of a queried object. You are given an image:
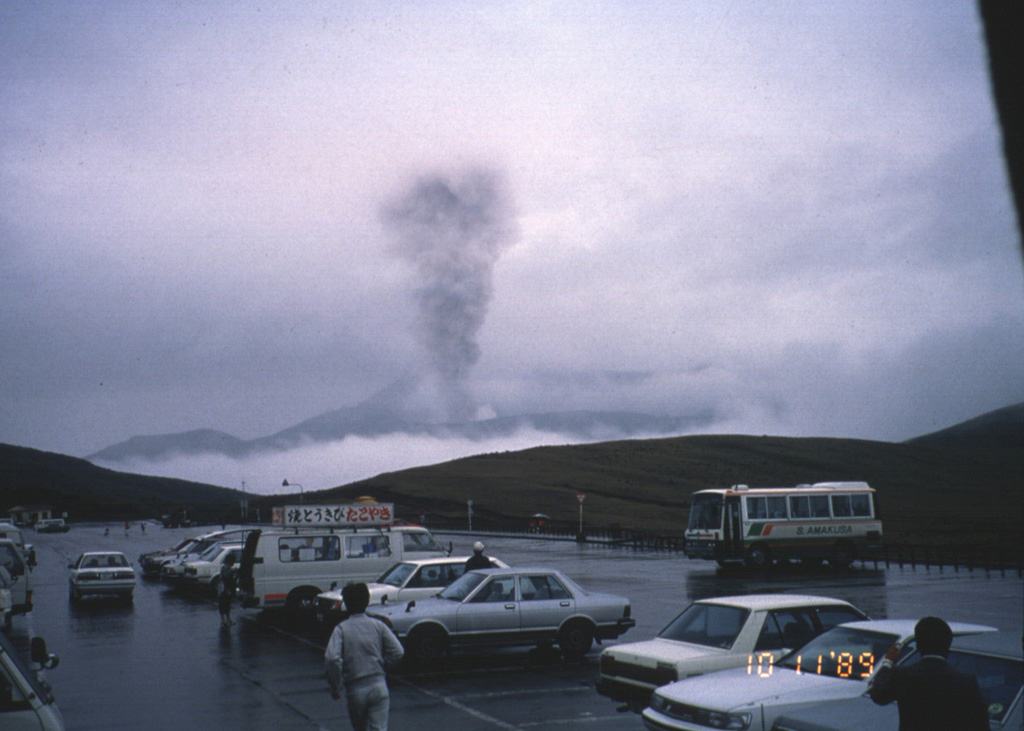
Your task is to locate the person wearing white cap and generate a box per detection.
[464,541,491,571]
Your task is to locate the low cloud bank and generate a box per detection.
[92,427,622,496]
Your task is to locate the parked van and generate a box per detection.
[238,524,446,614]
[0,523,35,567]
[0,539,32,617]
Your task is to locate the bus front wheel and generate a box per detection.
[745,544,771,569]
[830,541,856,569]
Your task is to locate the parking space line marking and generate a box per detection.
[393,676,518,730]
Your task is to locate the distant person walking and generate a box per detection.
[465,541,490,571]
[218,555,237,627]
[869,616,989,730]
[325,583,404,731]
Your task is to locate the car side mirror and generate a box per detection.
[31,637,60,669]
[67,563,75,569]
[406,600,416,612]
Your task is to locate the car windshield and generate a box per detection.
[402,531,445,553]
[378,562,417,587]
[439,571,487,601]
[688,493,723,530]
[658,602,750,649]
[779,626,899,680]
[83,554,128,568]
[199,543,224,561]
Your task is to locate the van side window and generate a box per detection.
[277,536,340,562]
[345,535,391,559]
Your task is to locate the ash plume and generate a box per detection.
[383,169,517,422]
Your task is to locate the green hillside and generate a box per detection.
[0,443,246,523]
[317,434,1022,547]
[2,428,1020,549]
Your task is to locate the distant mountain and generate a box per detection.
[0,443,246,523]
[86,380,716,464]
[905,402,1024,450]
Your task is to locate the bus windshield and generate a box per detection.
[688,493,723,531]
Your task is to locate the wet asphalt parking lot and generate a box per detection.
[10,523,1023,730]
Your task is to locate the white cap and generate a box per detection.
[473,541,485,553]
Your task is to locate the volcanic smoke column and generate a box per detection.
[383,169,517,422]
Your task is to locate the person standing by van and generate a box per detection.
[325,583,404,731]
[218,554,237,627]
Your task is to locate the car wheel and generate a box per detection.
[745,544,771,569]
[408,626,448,664]
[558,620,594,658]
[286,587,320,620]
[830,541,856,569]
[69,587,80,604]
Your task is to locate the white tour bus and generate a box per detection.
[684,482,882,568]
[237,503,446,614]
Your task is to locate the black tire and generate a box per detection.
[745,544,771,569]
[407,626,448,664]
[830,541,856,569]
[558,620,594,658]
[286,588,320,619]
[69,587,80,604]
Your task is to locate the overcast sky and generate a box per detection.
[2,1,1022,494]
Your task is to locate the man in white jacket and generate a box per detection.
[325,582,405,731]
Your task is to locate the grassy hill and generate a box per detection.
[0,443,247,524]
[2,403,1020,548]
[316,433,1021,548]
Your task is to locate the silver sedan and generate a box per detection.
[368,566,635,663]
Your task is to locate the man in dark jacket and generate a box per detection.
[465,541,491,571]
[869,616,989,731]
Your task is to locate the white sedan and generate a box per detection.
[315,555,508,624]
[642,619,995,731]
[68,551,137,604]
[598,594,867,710]
[182,543,244,594]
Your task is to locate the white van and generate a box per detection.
[238,524,446,614]
[0,631,64,729]
[0,539,32,618]
[0,523,35,567]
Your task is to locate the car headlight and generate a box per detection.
[649,693,667,712]
[705,711,751,729]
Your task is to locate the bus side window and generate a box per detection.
[809,496,830,518]
[789,496,810,519]
[767,497,787,519]
[850,494,872,517]
[831,495,852,517]
[746,497,767,520]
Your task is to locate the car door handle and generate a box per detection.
[505,603,516,610]
[560,601,570,607]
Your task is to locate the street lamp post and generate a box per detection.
[282,479,304,505]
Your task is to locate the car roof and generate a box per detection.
[80,551,129,558]
[949,630,1023,659]
[696,594,857,611]
[835,619,997,636]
